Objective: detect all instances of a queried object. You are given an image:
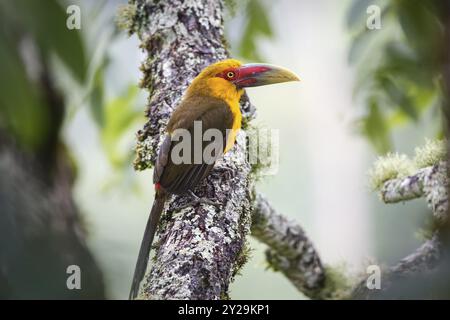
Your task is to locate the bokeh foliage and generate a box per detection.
[0,0,141,174]
[0,0,86,150]
[225,0,273,61]
[348,0,445,153]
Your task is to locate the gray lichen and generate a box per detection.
[380,162,448,222]
[368,153,415,190]
[352,234,443,299]
[355,141,449,299]
[414,139,447,168]
[369,140,448,221]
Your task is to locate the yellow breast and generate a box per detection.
[206,78,243,153]
[225,100,242,153]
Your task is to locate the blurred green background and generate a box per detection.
[0,0,444,299]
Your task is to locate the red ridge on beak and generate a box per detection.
[234,63,300,88]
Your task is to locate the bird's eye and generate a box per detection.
[227,71,235,79]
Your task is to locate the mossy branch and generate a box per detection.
[369,140,448,222]
[354,140,449,299]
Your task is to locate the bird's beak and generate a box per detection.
[234,63,300,88]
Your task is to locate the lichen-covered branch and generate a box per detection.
[380,161,448,222]
[353,155,449,299]
[127,0,254,300]
[352,234,443,299]
[250,193,352,299]
[251,193,326,298]
[389,234,442,275]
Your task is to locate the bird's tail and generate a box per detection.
[129,189,167,300]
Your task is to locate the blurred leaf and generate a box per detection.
[376,74,417,120]
[238,0,272,61]
[13,0,87,82]
[89,61,107,127]
[0,31,49,149]
[101,85,140,168]
[397,0,442,64]
[348,4,392,64]
[348,28,374,64]
[361,99,391,153]
[348,0,443,153]
[381,42,434,89]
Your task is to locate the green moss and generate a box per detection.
[220,291,231,300]
[414,139,447,168]
[368,153,415,190]
[368,139,447,190]
[317,265,353,300]
[232,241,252,279]
[116,3,137,34]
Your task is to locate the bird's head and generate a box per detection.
[186,59,300,104]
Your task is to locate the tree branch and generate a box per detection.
[353,161,448,299]
[251,193,328,299]
[380,162,448,222]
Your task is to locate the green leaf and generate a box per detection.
[397,0,442,64]
[348,28,374,63]
[381,42,434,89]
[101,85,141,168]
[89,61,107,127]
[376,74,418,120]
[238,0,273,61]
[0,30,50,149]
[361,99,392,154]
[13,0,88,82]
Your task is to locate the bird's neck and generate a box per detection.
[186,77,243,153]
[187,77,243,107]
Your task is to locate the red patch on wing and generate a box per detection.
[155,182,161,190]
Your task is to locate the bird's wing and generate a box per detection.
[154,96,234,194]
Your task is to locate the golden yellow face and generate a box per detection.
[185,58,299,105]
[186,59,244,105]
[195,59,243,80]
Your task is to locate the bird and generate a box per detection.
[129,59,299,299]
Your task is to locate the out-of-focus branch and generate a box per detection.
[380,162,448,222]
[354,160,448,299]
[0,31,105,298]
[251,193,353,299]
[251,193,328,299]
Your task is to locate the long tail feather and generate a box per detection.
[129,190,167,299]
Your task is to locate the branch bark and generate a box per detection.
[380,162,448,222]
[353,161,448,299]
[251,193,328,299]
